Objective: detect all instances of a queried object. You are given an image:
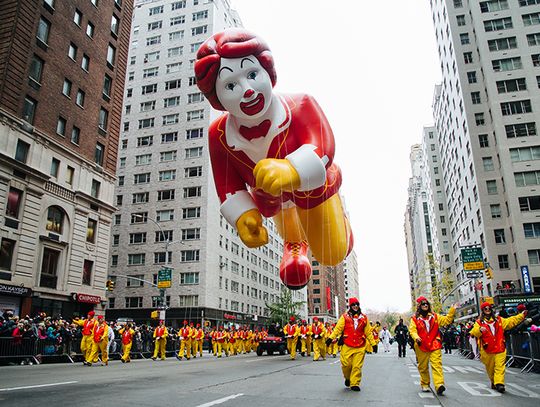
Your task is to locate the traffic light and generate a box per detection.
[485,267,493,280]
[151,310,159,319]
[106,279,115,291]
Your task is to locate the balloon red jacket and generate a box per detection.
[208,94,341,222]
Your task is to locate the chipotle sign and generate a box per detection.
[72,293,101,304]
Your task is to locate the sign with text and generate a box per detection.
[461,247,484,271]
[72,293,101,304]
[157,267,172,289]
[520,266,533,294]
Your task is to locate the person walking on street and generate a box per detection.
[380,326,391,352]
[409,296,456,395]
[299,319,312,357]
[311,317,326,361]
[394,318,409,358]
[283,316,299,360]
[177,320,192,360]
[73,310,97,365]
[443,326,454,354]
[326,297,375,392]
[88,316,109,366]
[152,320,168,361]
[469,302,529,393]
[371,322,380,353]
[119,323,135,363]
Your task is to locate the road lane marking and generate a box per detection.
[195,394,244,407]
[330,360,340,365]
[506,383,540,398]
[0,381,78,392]
[457,382,501,396]
[414,381,420,385]
[452,366,483,374]
[419,392,434,398]
[410,374,420,377]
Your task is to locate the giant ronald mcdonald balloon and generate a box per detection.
[195,29,353,289]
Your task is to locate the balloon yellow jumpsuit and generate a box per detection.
[469,311,525,389]
[409,307,455,393]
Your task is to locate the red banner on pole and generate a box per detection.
[326,286,331,311]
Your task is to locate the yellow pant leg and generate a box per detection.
[301,338,307,353]
[199,340,203,356]
[154,340,161,359]
[81,335,93,361]
[160,339,166,359]
[429,349,444,389]
[212,341,217,356]
[100,340,109,363]
[493,352,507,385]
[88,342,99,364]
[415,346,431,387]
[340,345,367,387]
[297,194,349,266]
[122,342,132,361]
[306,338,312,356]
[273,207,306,242]
[289,337,298,359]
[192,340,198,357]
[185,340,192,358]
[216,342,222,357]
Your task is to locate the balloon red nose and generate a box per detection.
[244,89,254,98]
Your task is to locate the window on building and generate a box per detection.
[46,206,64,234]
[50,157,60,178]
[125,297,143,308]
[184,166,202,177]
[471,92,481,104]
[157,189,175,201]
[6,187,23,219]
[156,209,174,222]
[107,44,116,67]
[76,89,85,107]
[128,253,145,265]
[63,79,72,97]
[0,239,16,272]
[464,52,473,64]
[56,117,66,136]
[68,43,78,60]
[501,100,532,116]
[479,134,489,147]
[37,17,51,45]
[182,207,201,219]
[22,97,37,124]
[475,113,485,126]
[467,71,477,84]
[102,75,112,99]
[86,21,95,38]
[29,55,44,85]
[486,180,498,195]
[492,57,522,72]
[99,108,109,131]
[95,143,104,166]
[515,170,540,186]
[39,248,59,288]
[505,122,536,138]
[498,254,509,269]
[91,179,100,198]
[484,17,513,32]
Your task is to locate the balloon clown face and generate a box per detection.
[215,56,273,120]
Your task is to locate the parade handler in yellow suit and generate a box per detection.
[283,316,300,360]
[409,296,456,395]
[73,310,97,365]
[152,320,168,361]
[469,301,529,393]
[88,315,109,366]
[326,297,375,392]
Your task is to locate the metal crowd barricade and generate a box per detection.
[0,337,39,365]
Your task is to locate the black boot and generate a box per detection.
[344,379,350,387]
[350,386,360,392]
[495,384,505,393]
[436,385,446,395]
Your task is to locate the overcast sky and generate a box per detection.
[230,0,442,312]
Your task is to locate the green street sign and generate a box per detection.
[461,247,484,271]
[158,267,172,288]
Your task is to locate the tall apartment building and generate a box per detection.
[405,145,434,303]
[306,255,345,323]
[427,0,540,318]
[0,0,133,317]
[106,0,307,328]
[343,250,359,303]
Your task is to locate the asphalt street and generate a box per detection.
[0,345,538,407]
